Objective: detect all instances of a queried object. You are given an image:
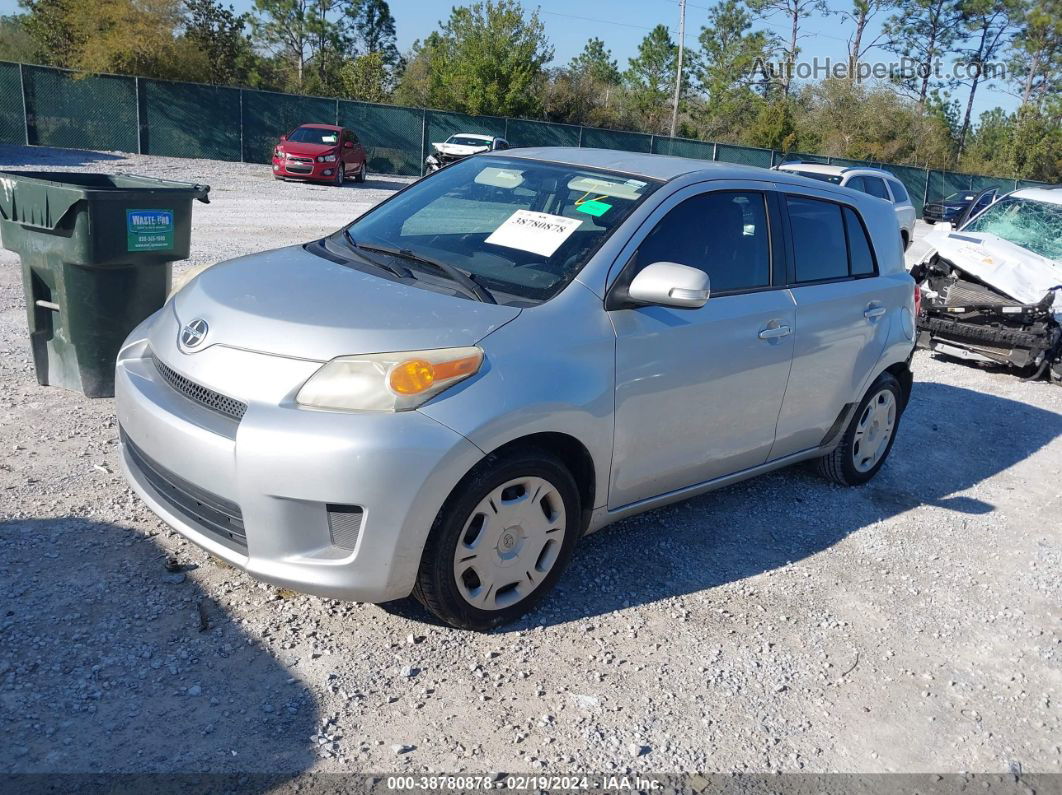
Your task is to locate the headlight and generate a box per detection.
[316,153,338,162]
[296,347,483,412]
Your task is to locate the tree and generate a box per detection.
[340,50,390,101]
[883,0,966,103]
[345,0,398,62]
[395,1,552,117]
[19,0,83,67]
[569,37,620,85]
[1009,0,1062,107]
[748,97,797,149]
[624,24,679,133]
[251,0,344,90]
[184,0,252,85]
[695,0,776,137]
[747,0,828,96]
[955,0,1021,152]
[0,14,36,62]
[841,0,897,79]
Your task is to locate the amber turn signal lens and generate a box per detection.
[389,359,435,394]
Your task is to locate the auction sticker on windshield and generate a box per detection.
[486,209,582,257]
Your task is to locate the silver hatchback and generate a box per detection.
[116,148,916,630]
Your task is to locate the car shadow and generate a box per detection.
[0,145,128,168]
[510,381,1061,628]
[0,517,318,779]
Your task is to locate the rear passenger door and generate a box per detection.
[770,193,891,460]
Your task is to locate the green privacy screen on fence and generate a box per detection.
[0,61,1048,212]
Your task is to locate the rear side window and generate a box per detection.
[862,176,890,200]
[887,179,909,203]
[637,191,771,293]
[844,207,876,275]
[786,197,848,282]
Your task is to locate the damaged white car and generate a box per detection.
[424,134,509,173]
[911,186,1062,383]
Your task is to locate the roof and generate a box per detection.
[1011,187,1062,205]
[297,123,342,131]
[450,133,495,141]
[487,146,773,181]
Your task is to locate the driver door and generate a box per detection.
[608,183,796,508]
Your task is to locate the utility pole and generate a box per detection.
[670,0,686,138]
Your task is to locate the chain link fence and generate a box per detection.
[0,61,1048,213]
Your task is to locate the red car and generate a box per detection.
[271,123,367,185]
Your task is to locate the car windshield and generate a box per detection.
[944,192,976,202]
[287,127,338,145]
[447,136,491,147]
[788,169,843,184]
[336,156,660,304]
[962,196,1062,261]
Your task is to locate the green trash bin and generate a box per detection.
[0,171,210,398]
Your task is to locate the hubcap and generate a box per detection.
[852,388,897,472]
[453,476,566,611]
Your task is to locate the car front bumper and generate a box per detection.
[271,157,342,181]
[114,321,484,602]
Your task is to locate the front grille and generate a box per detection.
[153,356,247,421]
[122,430,247,552]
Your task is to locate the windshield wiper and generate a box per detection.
[343,231,414,280]
[353,241,497,304]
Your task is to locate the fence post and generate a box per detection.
[134,77,143,154]
[922,167,931,209]
[712,142,718,161]
[334,98,339,126]
[504,117,509,141]
[649,134,655,154]
[18,63,30,146]
[239,89,245,163]
[419,109,428,176]
[577,126,583,148]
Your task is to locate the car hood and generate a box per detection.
[432,142,489,157]
[171,245,521,361]
[278,142,336,156]
[917,227,1062,309]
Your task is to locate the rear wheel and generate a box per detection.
[815,372,902,486]
[354,162,366,183]
[413,450,581,631]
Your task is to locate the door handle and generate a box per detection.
[864,305,887,319]
[758,325,792,340]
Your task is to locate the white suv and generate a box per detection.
[776,163,916,250]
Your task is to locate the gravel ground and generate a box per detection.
[1,146,1060,778]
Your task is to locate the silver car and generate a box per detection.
[116,148,916,630]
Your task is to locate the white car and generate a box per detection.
[425,134,509,173]
[776,163,916,250]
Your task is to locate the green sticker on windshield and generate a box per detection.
[576,200,612,217]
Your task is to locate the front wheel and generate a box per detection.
[413,450,581,630]
[815,372,903,486]
[333,163,345,186]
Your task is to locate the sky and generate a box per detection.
[0,0,1020,119]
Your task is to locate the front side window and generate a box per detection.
[634,191,771,293]
[337,156,660,303]
[962,196,1062,260]
[787,196,849,282]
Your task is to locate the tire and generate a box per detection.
[354,162,366,183]
[901,231,910,250]
[333,163,344,186]
[925,219,936,225]
[413,449,582,631]
[815,372,903,486]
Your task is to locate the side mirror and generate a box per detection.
[344,140,354,148]
[626,262,710,309]
[279,134,287,142]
